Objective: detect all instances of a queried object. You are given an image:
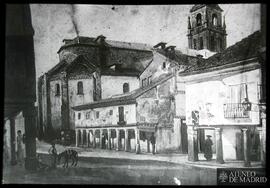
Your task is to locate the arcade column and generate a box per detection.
[187,126,198,161]
[23,105,38,171]
[215,128,225,164]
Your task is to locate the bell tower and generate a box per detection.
[187,4,227,53]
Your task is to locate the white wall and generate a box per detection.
[185,69,261,126]
[101,76,139,99]
[75,104,137,127]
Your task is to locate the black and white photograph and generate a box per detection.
[3,3,267,185]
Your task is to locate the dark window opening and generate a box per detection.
[196,13,202,26]
[219,38,223,50]
[77,81,84,95]
[142,78,147,87]
[78,113,81,120]
[199,37,204,50]
[162,62,166,69]
[193,39,197,49]
[210,36,215,51]
[109,110,113,115]
[86,112,90,119]
[96,111,99,119]
[55,83,60,96]
[148,76,152,85]
[118,106,124,122]
[123,83,129,93]
[93,76,97,101]
[212,14,218,26]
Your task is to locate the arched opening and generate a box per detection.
[55,83,60,96]
[210,36,215,51]
[196,13,202,26]
[199,37,204,50]
[123,83,129,93]
[77,81,83,95]
[193,39,197,49]
[212,14,218,26]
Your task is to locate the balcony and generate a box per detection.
[223,103,250,118]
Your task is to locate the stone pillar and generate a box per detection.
[23,105,38,171]
[80,129,84,146]
[135,129,141,154]
[125,129,129,152]
[9,117,17,165]
[242,128,251,167]
[259,104,266,166]
[187,126,198,161]
[75,129,79,147]
[116,129,119,151]
[215,128,225,164]
[92,130,96,148]
[108,129,111,149]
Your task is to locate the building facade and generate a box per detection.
[179,31,264,166]
[72,45,199,153]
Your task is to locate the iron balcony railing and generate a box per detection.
[223,103,250,118]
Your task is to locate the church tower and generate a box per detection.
[187,4,227,53]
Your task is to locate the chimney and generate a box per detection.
[95,35,106,44]
[62,39,72,45]
[165,46,176,59]
[153,42,167,49]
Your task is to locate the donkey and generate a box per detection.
[58,149,78,168]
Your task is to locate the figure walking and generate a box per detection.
[48,142,58,169]
[16,130,24,166]
[204,135,213,161]
[150,132,156,155]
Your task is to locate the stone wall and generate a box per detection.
[101,75,139,99]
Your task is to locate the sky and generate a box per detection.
[30,4,261,79]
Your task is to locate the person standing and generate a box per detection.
[150,132,156,155]
[48,142,58,169]
[16,130,24,166]
[204,135,213,161]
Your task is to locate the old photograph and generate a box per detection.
[3,3,267,185]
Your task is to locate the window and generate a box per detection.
[162,62,166,69]
[229,83,248,104]
[210,36,215,51]
[193,39,197,49]
[148,76,152,85]
[219,38,223,50]
[123,83,129,93]
[142,78,147,87]
[55,83,60,96]
[109,110,113,115]
[77,81,83,95]
[86,112,90,119]
[212,14,218,26]
[199,37,204,50]
[93,76,97,101]
[78,113,81,120]
[96,111,99,119]
[196,13,202,26]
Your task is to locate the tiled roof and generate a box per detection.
[155,48,199,66]
[190,4,223,12]
[72,73,174,111]
[58,36,152,53]
[47,55,97,77]
[182,31,261,74]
